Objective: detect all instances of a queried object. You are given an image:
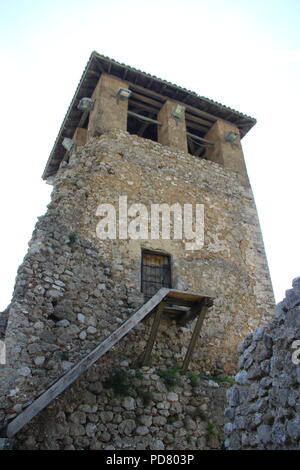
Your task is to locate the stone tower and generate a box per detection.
[0,52,274,448]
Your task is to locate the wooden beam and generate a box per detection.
[2,288,170,438]
[129,83,218,123]
[188,136,206,152]
[94,59,105,74]
[130,91,161,109]
[186,132,214,146]
[127,110,162,126]
[129,99,159,115]
[185,112,211,128]
[166,290,206,302]
[141,301,165,366]
[186,120,209,133]
[181,304,209,373]
[187,136,207,158]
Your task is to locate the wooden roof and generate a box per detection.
[42,51,256,180]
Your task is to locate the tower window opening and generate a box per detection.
[127,94,159,142]
[185,112,211,158]
[141,250,172,298]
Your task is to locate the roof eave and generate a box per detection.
[42,51,256,180]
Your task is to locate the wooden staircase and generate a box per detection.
[1,288,212,439]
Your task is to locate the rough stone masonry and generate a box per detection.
[224,276,300,450]
[0,53,274,449]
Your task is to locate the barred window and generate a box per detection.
[141,250,171,298]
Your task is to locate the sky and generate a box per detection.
[0,0,299,310]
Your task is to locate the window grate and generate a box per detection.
[141,251,171,298]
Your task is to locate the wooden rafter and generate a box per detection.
[43,51,256,179]
[186,120,210,133]
[186,132,214,146]
[130,91,161,109]
[185,112,211,128]
[127,110,162,126]
[129,98,159,115]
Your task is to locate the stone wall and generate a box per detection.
[13,365,228,450]
[224,277,300,450]
[56,129,274,373]
[0,129,274,444]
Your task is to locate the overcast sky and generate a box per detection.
[0,0,299,310]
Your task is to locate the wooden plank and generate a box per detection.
[181,305,208,373]
[3,288,170,438]
[166,290,206,302]
[141,301,165,366]
[127,110,162,126]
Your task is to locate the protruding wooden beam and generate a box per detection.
[182,311,207,372]
[129,83,218,123]
[141,301,165,366]
[186,132,214,146]
[185,112,212,128]
[127,110,162,126]
[181,298,213,372]
[130,91,161,109]
[129,99,159,115]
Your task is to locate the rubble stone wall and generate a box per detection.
[13,366,228,450]
[0,130,274,446]
[224,277,300,450]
